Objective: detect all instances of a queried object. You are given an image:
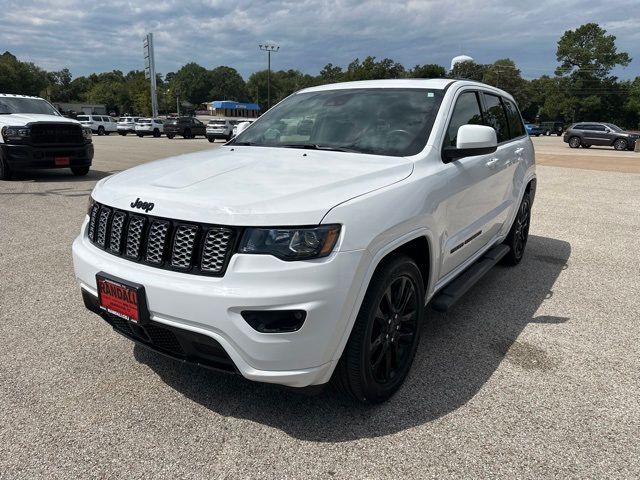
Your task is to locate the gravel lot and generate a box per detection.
[0,135,639,479]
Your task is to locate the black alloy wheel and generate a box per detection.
[568,136,581,148]
[332,255,424,403]
[613,138,628,151]
[502,192,531,265]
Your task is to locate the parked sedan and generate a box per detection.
[135,118,164,137]
[164,117,206,139]
[525,123,544,136]
[563,122,639,150]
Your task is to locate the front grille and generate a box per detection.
[30,123,84,145]
[87,201,237,276]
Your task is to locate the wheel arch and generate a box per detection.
[329,229,436,368]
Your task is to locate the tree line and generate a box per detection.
[1,23,638,128]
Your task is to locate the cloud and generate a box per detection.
[0,0,637,80]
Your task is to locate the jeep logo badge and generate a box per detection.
[130,198,154,213]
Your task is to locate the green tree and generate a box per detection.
[448,60,487,82]
[0,51,48,96]
[555,23,631,78]
[344,56,406,81]
[169,62,212,106]
[318,63,344,84]
[409,64,446,78]
[208,66,248,101]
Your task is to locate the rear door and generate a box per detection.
[582,124,608,145]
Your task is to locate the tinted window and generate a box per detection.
[444,91,483,147]
[102,116,110,122]
[482,93,509,143]
[77,115,90,121]
[586,124,605,131]
[572,124,585,130]
[92,116,102,121]
[503,99,525,138]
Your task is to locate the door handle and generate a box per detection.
[485,157,500,168]
[514,147,525,156]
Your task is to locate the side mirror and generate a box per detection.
[443,124,498,162]
[235,121,251,136]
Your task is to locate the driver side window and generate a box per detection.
[444,92,483,148]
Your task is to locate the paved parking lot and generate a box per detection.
[0,135,639,478]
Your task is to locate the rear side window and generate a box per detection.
[503,99,525,139]
[92,116,102,121]
[444,91,484,147]
[482,93,509,143]
[584,124,605,131]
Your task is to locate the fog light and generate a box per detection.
[241,310,307,333]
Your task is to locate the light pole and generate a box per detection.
[259,44,279,110]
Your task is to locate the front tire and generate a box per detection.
[97,126,105,136]
[167,134,174,139]
[502,192,531,265]
[207,137,215,143]
[568,136,581,148]
[332,255,424,403]
[613,138,628,151]
[70,166,90,176]
[153,129,160,138]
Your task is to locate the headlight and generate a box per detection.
[1,126,30,142]
[239,225,341,261]
[82,127,93,140]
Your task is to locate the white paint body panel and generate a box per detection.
[72,79,536,387]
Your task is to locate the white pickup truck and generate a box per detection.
[72,79,535,403]
[1,94,94,179]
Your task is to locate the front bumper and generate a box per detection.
[117,126,135,133]
[1,142,93,169]
[72,220,367,387]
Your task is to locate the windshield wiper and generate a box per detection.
[279,143,360,153]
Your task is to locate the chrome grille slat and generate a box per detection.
[87,202,234,276]
[145,221,170,264]
[201,228,233,273]
[125,216,146,259]
[171,225,199,269]
[96,207,111,247]
[109,211,126,253]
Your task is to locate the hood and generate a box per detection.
[0,113,79,128]
[95,146,414,226]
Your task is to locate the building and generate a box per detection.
[201,100,261,119]
[53,102,107,115]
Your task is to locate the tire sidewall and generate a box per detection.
[355,257,425,402]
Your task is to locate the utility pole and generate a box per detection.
[175,89,180,116]
[143,33,158,118]
[258,44,279,110]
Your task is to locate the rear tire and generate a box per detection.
[582,144,591,148]
[153,129,160,138]
[0,156,12,180]
[167,134,174,139]
[137,134,143,138]
[568,136,581,148]
[207,137,215,143]
[97,126,105,136]
[613,138,628,151]
[70,166,90,176]
[502,192,531,266]
[331,254,424,403]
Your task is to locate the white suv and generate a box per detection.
[135,118,164,137]
[205,119,235,142]
[117,117,141,135]
[72,79,535,403]
[77,115,117,135]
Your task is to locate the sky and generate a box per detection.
[1,0,638,80]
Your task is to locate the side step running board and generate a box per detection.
[430,244,510,312]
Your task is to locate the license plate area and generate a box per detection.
[96,272,149,324]
[55,156,70,166]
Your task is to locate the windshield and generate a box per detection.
[0,97,60,116]
[605,123,623,132]
[119,118,132,123]
[234,88,444,156]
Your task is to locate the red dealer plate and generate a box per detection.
[96,273,148,323]
[55,156,70,166]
